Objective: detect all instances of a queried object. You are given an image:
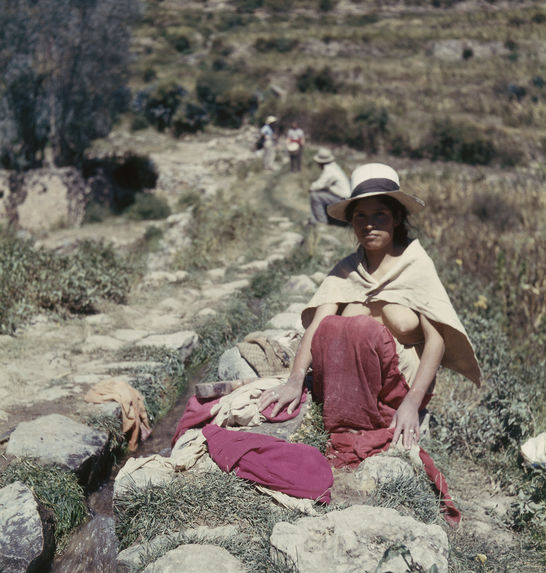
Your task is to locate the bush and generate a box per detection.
[420,118,496,165]
[172,102,209,136]
[254,36,299,53]
[308,106,350,145]
[125,192,171,221]
[167,33,191,54]
[196,72,256,128]
[349,103,390,153]
[296,66,339,94]
[143,81,188,132]
[0,237,136,332]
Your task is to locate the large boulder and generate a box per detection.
[6,414,109,489]
[0,167,88,233]
[270,504,449,573]
[0,481,56,573]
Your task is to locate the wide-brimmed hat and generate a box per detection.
[327,163,425,222]
[313,147,335,164]
[266,115,277,125]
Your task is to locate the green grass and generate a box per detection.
[114,470,303,572]
[0,459,87,551]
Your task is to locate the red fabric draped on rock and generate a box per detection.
[203,424,333,503]
[171,390,307,447]
[311,314,461,525]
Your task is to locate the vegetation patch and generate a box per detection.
[0,236,138,334]
[114,471,303,572]
[0,459,87,550]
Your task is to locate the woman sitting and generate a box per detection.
[258,163,481,460]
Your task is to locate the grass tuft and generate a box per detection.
[0,459,87,550]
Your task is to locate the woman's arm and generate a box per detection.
[258,303,338,416]
[390,314,445,449]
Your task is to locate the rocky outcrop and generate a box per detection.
[270,504,449,573]
[0,481,56,573]
[6,414,109,489]
[0,167,88,233]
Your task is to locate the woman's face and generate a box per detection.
[351,197,400,253]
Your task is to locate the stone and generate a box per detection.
[355,455,416,492]
[136,331,198,360]
[52,516,117,573]
[6,414,109,488]
[267,312,303,331]
[283,274,316,296]
[142,543,247,573]
[201,279,250,300]
[217,347,257,380]
[82,334,125,352]
[0,481,55,573]
[111,329,150,342]
[270,504,449,573]
[310,271,326,285]
[1,167,88,233]
[117,526,239,572]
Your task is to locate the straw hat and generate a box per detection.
[327,163,425,222]
[313,147,335,164]
[266,115,277,125]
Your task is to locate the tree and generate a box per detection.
[0,0,137,170]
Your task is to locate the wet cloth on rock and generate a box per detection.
[85,378,151,451]
[171,378,307,447]
[302,239,481,386]
[312,313,461,525]
[202,424,333,503]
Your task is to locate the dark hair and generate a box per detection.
[346,195,410,246]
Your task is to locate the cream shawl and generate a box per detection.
[302,240,481,386]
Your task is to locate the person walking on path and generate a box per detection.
[261,115,277,171]
[308,147,350,224]
[286,121,305,173]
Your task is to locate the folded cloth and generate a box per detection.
[85,378,151,451]
[203,424,332,503]
[171,380,307,447]
[521,432,546,467]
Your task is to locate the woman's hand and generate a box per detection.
[258,381,303,417]
[389,395,421,449]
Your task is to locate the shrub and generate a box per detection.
[172,102,209,136]
[196,72,256,128]
[143,81,188,132]
[0,237,136,332]
[349,103,390,153]
[125,192,171,221]
[130,113,149,131]
[308,106,350,145]
[167,33,191,54]
[296,66,339,94]
[420,118,496,165]
[254,37,299,53]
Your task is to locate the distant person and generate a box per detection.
[286,121,305,173]
[308,147,350,224]
[260,115,277,171]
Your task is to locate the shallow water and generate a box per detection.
[50,374,199,572]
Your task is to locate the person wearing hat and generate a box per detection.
[260,115,278,170]
[308,147,350,224]
[259,163,481,520]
